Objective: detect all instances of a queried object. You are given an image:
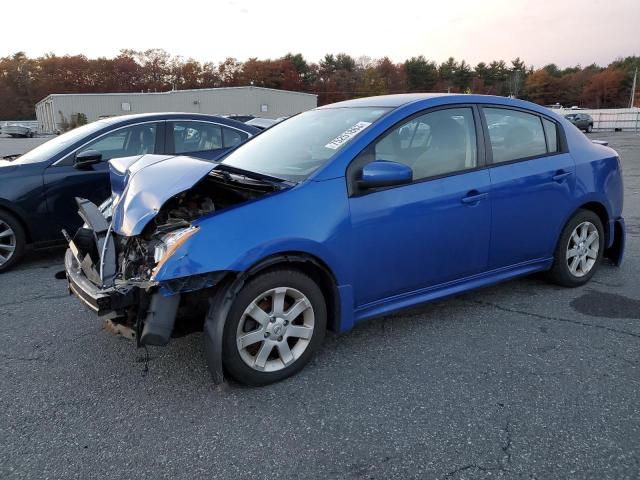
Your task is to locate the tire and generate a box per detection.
[586,124,593,133]
[221,268,327,386]
[0,210,26,273]
[547,209,604,287]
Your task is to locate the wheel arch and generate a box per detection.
[202,251,344,385]
[578,201,609,234]
[238,252,342,333]
[566,200,623,264]
[0,201,32,244]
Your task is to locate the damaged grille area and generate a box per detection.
[68,167,287,345]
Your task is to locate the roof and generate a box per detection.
[93,112,220,124]
[36,86,317,105]
[318,93,453,108]
[88,112,260,134]
[317,93,560,119]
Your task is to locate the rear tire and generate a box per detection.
[0,210,26,273]
[547,209,603,287]
[221,268,327,386]
[586,124,593,133]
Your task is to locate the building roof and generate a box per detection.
[36,86,317,105]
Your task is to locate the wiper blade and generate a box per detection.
[216,164,295,186]
[2,154,21,161]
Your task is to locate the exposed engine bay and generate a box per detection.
[108,169,283,284]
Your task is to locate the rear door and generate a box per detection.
[43,122,162,237]
[166,121,249,160]
[481,106,575,268]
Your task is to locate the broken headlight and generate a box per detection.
[152,226,200,274]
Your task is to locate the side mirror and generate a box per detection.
[74,150,102,169]
[358,160,413,190]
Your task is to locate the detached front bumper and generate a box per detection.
[65,246,181,346]
[64,248,137,317]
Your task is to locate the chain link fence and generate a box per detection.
[553,108,640,132]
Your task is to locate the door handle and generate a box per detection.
[461,192,489,204]
[552,171,572,183]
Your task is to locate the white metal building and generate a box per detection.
[35,86,317,133]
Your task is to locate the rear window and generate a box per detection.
[484,108,548,163]
[223,127,247,148]
[172,121,222,154]
[542,118,558,153]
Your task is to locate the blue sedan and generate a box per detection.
[0,113,258,271]
[64,94,625,386]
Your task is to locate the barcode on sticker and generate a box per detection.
[325,122,371,150]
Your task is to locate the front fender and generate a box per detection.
[152,178,352,287]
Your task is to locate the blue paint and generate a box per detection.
[115,94,624,333]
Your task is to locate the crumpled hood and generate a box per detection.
[110,154,217,236]
[109,154,175,200]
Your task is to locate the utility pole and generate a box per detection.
[630,67,638,108]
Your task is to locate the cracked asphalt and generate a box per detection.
[1,132,639,479]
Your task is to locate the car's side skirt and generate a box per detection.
[353,257,554,323]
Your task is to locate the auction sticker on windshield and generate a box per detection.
[325,122,372,150]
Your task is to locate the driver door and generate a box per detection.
[348,106,492,306]
[43,122,161,238]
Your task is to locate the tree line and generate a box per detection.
[1,49,638,120]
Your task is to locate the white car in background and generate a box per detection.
[3,123,36,138]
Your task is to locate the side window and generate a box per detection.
[172,122,223,154]
[374,107,477,181]
[542,118,558,153]
[222,127,248,148]
[484,108,547,163]
[80,124,157,161]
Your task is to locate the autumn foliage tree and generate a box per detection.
[581,68,627,108]
[0,50,638,120]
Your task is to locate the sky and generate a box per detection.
[2,0,638,68]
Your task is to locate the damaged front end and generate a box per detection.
[64,155,287,348]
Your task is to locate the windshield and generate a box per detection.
[221,107,390,181]
[12,121,108,164]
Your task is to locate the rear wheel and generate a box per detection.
[586,124,593,133]
[0,211,26,273]
[547,209,603,287]
[221,268,327,386]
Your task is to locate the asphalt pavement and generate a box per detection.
[0,134,51,156]
[1,131,639,479]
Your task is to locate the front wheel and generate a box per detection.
[586,124,593,133]
[221,268,327,386]
[547,209,604,287]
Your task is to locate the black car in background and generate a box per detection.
[0,113,259,272]
[564,112,594,132]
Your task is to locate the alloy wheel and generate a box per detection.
[0,220,16,267]
[566,221,599,277]
[236,286,315,372]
